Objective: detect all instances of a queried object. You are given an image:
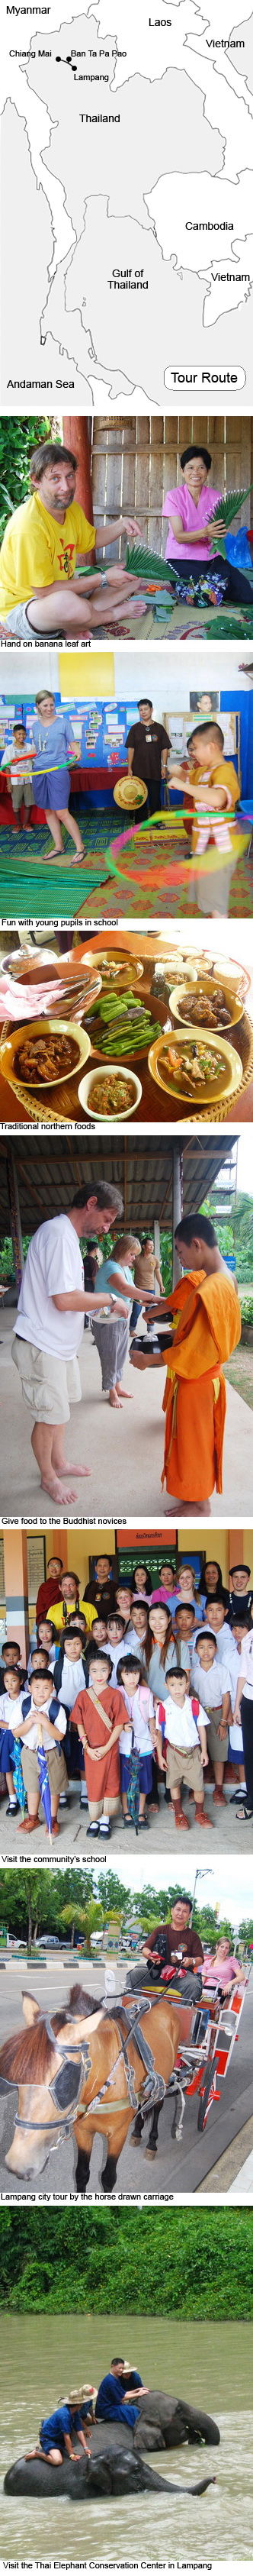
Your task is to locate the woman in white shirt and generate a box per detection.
[232,1627,253,1816]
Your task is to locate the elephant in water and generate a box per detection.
[132,2389,220,2448]
[5,2449,216,2500]
[5,2402,219,2497]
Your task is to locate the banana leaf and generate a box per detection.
[209,486,252,557]
[126,541,178,587]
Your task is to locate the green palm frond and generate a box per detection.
[210,486,252,527]
[126,541,178,586]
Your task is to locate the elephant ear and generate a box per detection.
[22,1993,41,2025]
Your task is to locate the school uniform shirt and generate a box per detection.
[191,1650,231,1709]
[0,492,95,617]
[0,1687,20,1759]
[14,1213,85,1360]
[27,1643,56,1679]
[56,1653,88,1710]
[1,743,34,784]
[119,1683,155,1758]
[209,1620,233,1661]
[126,720,168,780]
[156,1690,210,1751]
[20,1689,67,1749]
[0,1687,24,1733]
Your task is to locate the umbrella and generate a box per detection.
[37,1740,52,1840]
[12,1736,27,1814]
[126,1729,141,1835]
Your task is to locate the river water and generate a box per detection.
[0,2313,251,2560]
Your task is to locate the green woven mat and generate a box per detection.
[0,819,115,919]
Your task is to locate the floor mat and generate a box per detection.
[2,815,252,922]
[0,818,118,918]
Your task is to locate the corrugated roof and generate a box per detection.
[0,1132,238,1238]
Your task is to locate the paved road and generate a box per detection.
[0,1963,251,2199]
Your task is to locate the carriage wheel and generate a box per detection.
[197,2066,216,2131]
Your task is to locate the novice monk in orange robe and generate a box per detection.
[130,1212,241,1512]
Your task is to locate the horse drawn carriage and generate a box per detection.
[126,1957,248,2154]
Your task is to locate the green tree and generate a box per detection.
[59,1899,103,1951]
[1,2207,253,2317]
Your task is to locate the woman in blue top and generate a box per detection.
[30,689,84,864]
[91,1234,143,1410]
[26,2390,91,2464]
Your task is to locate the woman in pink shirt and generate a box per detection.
[202,1938,246,1990]
[162,444,228,589]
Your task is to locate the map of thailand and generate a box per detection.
[1,0,253,405]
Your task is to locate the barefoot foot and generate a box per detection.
[115,1383,133,1399]
[109,1389,123,1408]
[39,1475,78,1504]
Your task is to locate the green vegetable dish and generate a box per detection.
[90,989,158,1057]
[89,1073,136,1116]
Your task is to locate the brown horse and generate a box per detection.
[0,1980,185,2192]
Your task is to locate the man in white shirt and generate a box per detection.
[155,1669,212,1831]
[11,1179,126,1506]
[191,1628,232,1803]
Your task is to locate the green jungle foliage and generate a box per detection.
[0,2207,252,2315]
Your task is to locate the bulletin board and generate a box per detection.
[117,1543,178,1587]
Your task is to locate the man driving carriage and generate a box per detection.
[126,1896,203,1993]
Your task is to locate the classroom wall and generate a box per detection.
[59,651,115,698]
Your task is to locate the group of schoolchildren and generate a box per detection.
[1,1549,252,1841]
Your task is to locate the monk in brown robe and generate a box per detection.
[130,1212,241,1515]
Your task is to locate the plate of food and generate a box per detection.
[88,987,160,1060]
[0,1018,91,1093]
[82,944,144,989]
[168,977,244,1033]
[78,1063,143,1121]
[148,1026,242,1106]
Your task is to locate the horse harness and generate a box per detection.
[12,1998,167,2142]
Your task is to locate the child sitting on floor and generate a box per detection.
[155,1668,212,1832]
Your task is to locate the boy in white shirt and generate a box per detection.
[191,1627,230,1803]
[155,1668,212,1831]
[14,1656,68,1838]
[0,1664,25,1813]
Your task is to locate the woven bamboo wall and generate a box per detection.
[90,415,253,559]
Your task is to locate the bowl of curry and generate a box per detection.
[78,1063,143,1121]
[0,1018,91,1094]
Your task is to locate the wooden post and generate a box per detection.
[62,416,94,525]
[6,1148,24,1294]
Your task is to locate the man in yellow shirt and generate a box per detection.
[46,1571,97,1634]
[168,720,240,915]
[0,439,144,638]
